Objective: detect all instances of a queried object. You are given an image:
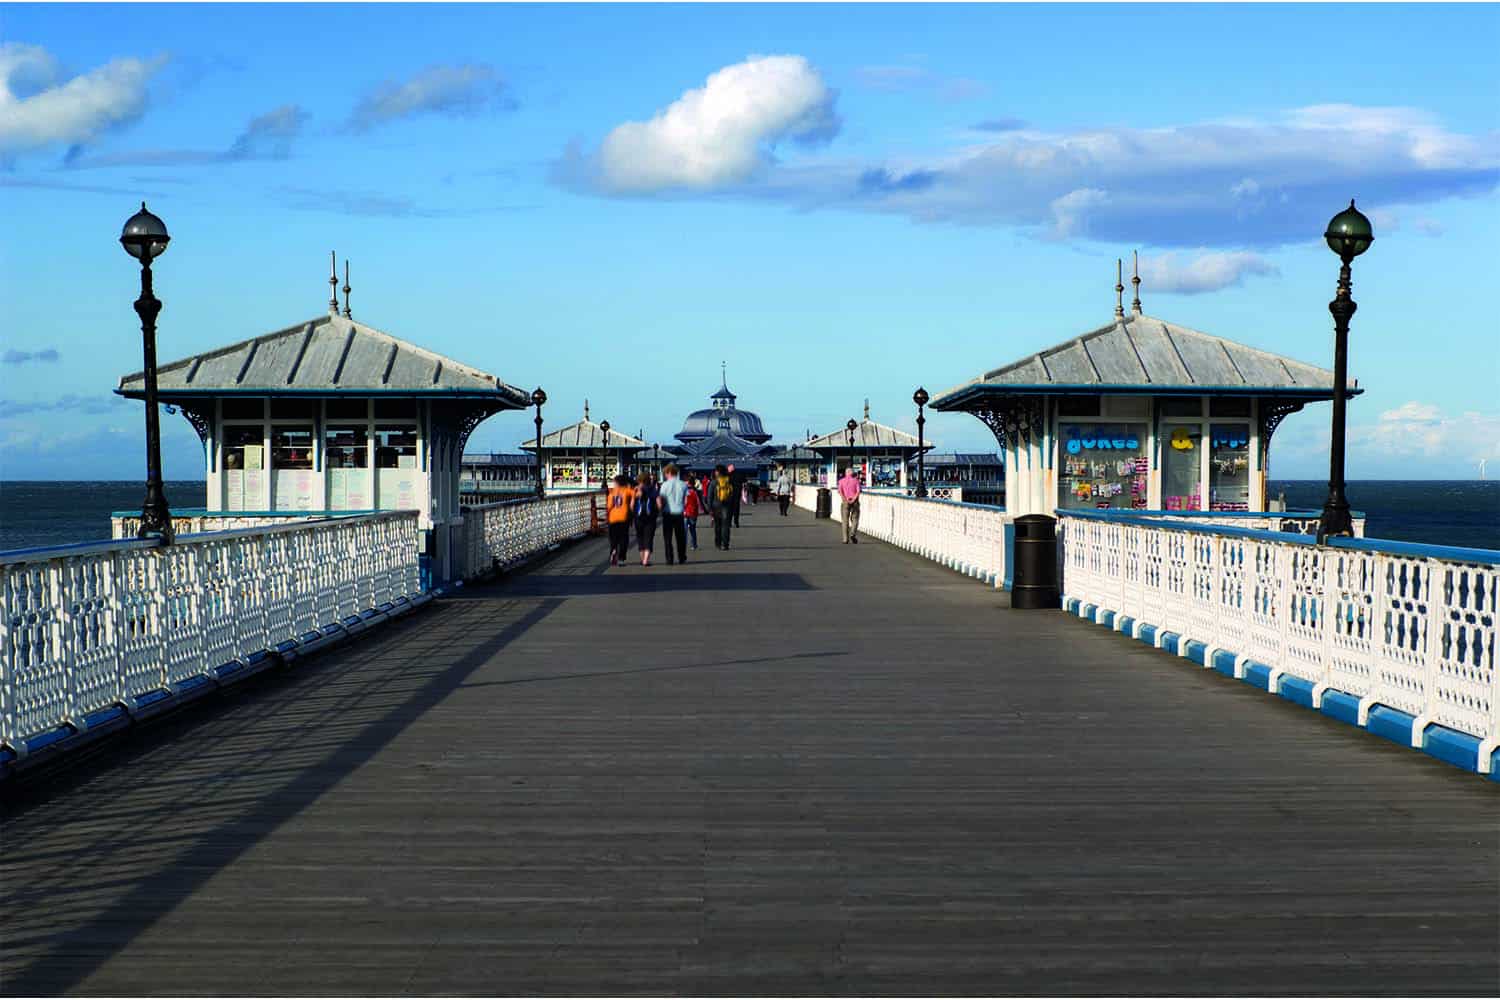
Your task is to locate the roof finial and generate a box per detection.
[863,398,870,421]
[329,251,339,315]
[342,260,352,319]
[584,399,590,422]
[1131,250,1142,316]
[721,360,727,390]
[1114,258,1125,318]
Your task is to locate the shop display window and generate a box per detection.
[271,426,314,469]
[375,425,418,469]
[553,462,581,485]
[223,426,265,511]
[1161,423,1203,511]
[1209,423,1251,511]
[1058,423,1149,510]
[325,425,369,510]
[324,426,368,468]
[871,457,902,488]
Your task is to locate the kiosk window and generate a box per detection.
[270,399,317,419]
[375,400,417,419]
[1058,397,1101,417]
[1210,423,1251,511]
[325,426,368,468]
[326,399,368,420]
[1211,398,1253,417]
[223,426,263,470]
[375,425,417,469]
[1058,423,1149,510]
[1159,397,1203,417]
[1161,424,1203,510]
[222,398,264,421]
[271,426,314,469]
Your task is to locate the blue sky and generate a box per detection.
[3,2,1497,481]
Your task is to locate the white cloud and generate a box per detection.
[1416,217,1445,237]
[348,64,513,132]
[0,43,161,154]
[590,55,840,193]
[1353,402,1500,462]
[569,92,1498,248]
[1048,187,1108,239]
[1136,250,1280,294]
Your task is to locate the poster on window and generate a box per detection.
[243,470,265,510]
[226,469,245,510]
[274,470,315,510]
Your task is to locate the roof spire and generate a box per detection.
[863,398,870,421]
[1114,258,1125,319]
[584,399,590,422]
[342,260,352,319]
[329,251,339,315]
[721,360,728,391]
[1131,250,1142,316]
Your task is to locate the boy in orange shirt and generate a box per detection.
[606,474,635,566]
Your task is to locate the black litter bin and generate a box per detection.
[814,487,833,519]
[1011,514,1060,609]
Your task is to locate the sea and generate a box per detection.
[0,479,1496,552]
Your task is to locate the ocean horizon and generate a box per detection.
[1,478,1495,553]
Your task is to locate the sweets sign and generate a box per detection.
[1064,427,1141,454]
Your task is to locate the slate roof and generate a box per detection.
[117,313,528,406]
[520,420,644,450]
[461,453,537,468]
[682,430,775,459]
[932,312,1352,409]
[806,418,922,450]
[912,453,1004,467]
[772,445,826,462]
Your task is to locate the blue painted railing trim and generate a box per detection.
[1326,534,1500,566]
[1060,593,1495,781]
[1057,508,1318,546]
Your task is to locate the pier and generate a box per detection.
[2,500,1497,994]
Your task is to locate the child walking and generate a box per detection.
[683,474,703,550]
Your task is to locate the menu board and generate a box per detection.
[378,468,419,510]
[243,470,265,510]
[328,468,371,510]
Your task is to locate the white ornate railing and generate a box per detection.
[1058,510,1499,766]
[1,512,422,755]
[458,493,594,581]
[793,485,1006,587]
[110,509,372,540]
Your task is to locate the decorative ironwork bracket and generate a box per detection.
[967,397,1045,450]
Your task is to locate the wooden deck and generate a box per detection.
[2,507,1496,995]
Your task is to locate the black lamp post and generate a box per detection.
[120,202,174,542]
[599,419,611,492]
[531,387,546,498]
[846,418,858,485]
[913,387,929,497]
[1317,199,1374,542]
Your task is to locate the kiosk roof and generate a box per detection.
[117,314,528,405]
[932,312,1352,409]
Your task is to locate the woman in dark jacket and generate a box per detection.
[633,472,661,566]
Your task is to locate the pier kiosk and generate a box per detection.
[116,308,530,581]
[520,403,645,493]
[805,403,930,489]
[931,308,1354,516]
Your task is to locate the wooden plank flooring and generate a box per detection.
[2,506,1496,995]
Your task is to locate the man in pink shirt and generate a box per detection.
[837,466,862,543]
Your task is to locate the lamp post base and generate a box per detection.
[1316,499,1353,544]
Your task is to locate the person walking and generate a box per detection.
[606,473,635,566]
[634,471,661,566]
[658,464,690,565]
[708,464,736,550]
[838,465,862,543]
[727,463,743,528]
[775,469,793,516]
[682,473,704,551]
